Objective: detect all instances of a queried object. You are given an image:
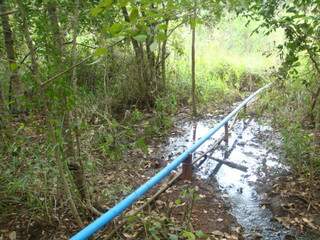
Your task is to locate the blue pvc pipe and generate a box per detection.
[70,83,271,240]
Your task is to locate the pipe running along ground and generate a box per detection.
[70,83,272,240]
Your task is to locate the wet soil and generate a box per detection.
[150,109,320,239]
[156,177,242,239]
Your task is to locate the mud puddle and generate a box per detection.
[157,114,294,239]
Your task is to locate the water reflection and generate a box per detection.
[161,116,291,239]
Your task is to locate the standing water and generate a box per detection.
[158,114,293,239]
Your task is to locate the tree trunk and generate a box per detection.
[191,3,197,116]
[70,0,89,203]
[0,69,5,114]
[308,51,320,125]
[0,0,21,113]
[0,79,5,130]
[146,37,155,96]
[71,0,79,89]
[47,0,74,159]
[103,60,110,113]
[122,6,148,103]
[51,126,83,227]
[47,1,64,59]
[47,0,83,224]
[16,0,41,85]
[142,6,157,102]
[160,20,169,92]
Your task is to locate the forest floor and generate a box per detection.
[1,105,320,240]
[256,172,320,239]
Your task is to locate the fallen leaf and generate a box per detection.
[8,232,16,240]
[211,230,224,236]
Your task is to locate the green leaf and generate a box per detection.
[156,32,167,41]
[119,0,129,7]
[9,63,18,71]
[95,47,108,57]
[109,23,123,35]
[133,34,147,42]
[126,214,139,223]
[129,8,139,21]
[100,0,112,8]
[91,0,112,16]
[195,230,206,238]
[158,24,168,31]
[181,230,196,240]
[168,234,179,240]
[135,137,148,154]
[90,6,103,16]
[150,232,160,240]
[175,198,182,205]
[106,36,125,44]
[149,41,157,52]
[153,221,161,229]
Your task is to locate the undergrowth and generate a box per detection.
[259,60,320,177]
[0,13,280,236]
[121,187,206,240]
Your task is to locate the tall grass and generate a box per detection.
[167,15,283,108]
[258,55,320,176]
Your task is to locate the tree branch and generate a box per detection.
[40,39,124,88]
[0,9,17,17]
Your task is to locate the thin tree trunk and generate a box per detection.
[48,0,75,154]
[71,0,79,88]
[161,20,169,92]
[311,85,320,113]
[51,125,83,226]
[307,51,320,125]
[70,0,89,203]
[47,0,83,224]
[0,74,5,115]
[191,2,197,116]
[146,38,155,97]
[122,6,147,102]
[103,60,109,113]
[121,7,141,62]
[142,6,157,102]
[0,80,6,136]
[47,1,64,59]
[16,0,41,84]
[47,0,75,159]
[0,0,21,113]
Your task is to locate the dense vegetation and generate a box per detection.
[250,0,320,177]
[0,0,319,238]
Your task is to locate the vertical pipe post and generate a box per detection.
[244,104,247,115]
[182,154,193,180]
[224,122,229,162]
[224,122,229,146]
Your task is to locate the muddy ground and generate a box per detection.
[1,106,320,240]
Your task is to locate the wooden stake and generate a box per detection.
[182,154,193,180]
[224,122,229,146]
